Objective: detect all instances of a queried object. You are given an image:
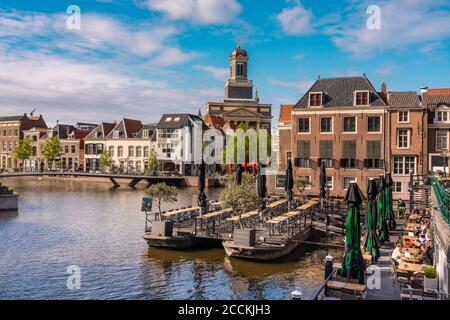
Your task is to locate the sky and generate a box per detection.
[0,0,449,127]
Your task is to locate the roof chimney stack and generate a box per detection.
[381,82,388,94]
[420,86,428,95]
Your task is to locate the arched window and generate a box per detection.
[237,63,244,76]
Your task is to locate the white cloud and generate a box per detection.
[267,77,314,92]
[153,47,200,66]
[0,49,222,123]
[194,65,228,80]
[329,0,450,57]
[375,64,401,76]
[142,0,242,25]
[291,53,304,60]
[276,1,314,35]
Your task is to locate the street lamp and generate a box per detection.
[441,148,448,178]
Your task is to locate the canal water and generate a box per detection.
[0,178,344,300]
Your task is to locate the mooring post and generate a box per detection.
[324,255,334,297]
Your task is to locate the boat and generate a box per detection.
[143,230,200,249]
[222,225,313,261]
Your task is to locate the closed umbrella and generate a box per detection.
[197,162,207,214]
[285,159,294,201]
[385,172,396,230]
[363,179,381,262]
[377,175,390,244]
[341,182,366,284]
[319,161,327,209]
[257,162,267,210]
[236,164,243,185]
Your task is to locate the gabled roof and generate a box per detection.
[293,77,387,109]
[388,91,421,108]
[134,124,157,141]
[204,115,225,129]
[85,122,116,140]
[106,118,143,139]
[427,88,450,96]
[0,115,26,122]
[279,104,293,122]
[422,89,450,108]
[42,124,76,139]
[157,114,206,129]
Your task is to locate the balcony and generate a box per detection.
[294,158,311,168]
[363,159,384,169]
[340,158,357,169]
[318,158,338,168]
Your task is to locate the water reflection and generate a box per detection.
[0,177,343,300]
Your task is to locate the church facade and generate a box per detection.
[204,46,272,133]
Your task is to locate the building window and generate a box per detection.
[437,111,449,123]
[320,117,332,133]
[319,140,333,167]
[341,140,357,168]
[117,146,123,157]
[71,145,76,154]
[326,176,333,190]
[397,129,410,148]
[368,116,381,132]
[436,131,448,150]
[343,117,356,133]
[143,146,149,157]
[309,93,323,107]
[64,145,69,154]
[355,91,369,106]
[343,177,357,190]
[297,176,311,190]
[398,111,409,123]
[275,174,286,189]
[393,181,402,193]
[143,130,149,138]
[128,146,134,157]
[113,131,119,139]
[136,146,142,157]
[296,141,310,168]
[393,156,416,175]
[237,63,244,76]
[365,141,382,168]
[298,118,310,133]
[109,146,114,157]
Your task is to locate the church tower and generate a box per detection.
[225,45,254,100]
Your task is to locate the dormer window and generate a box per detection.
[143,130,149,138]
[96,131,102,138]
[113,130,119,139]
[309,92,323,107]
[355,91,369,106]
[165,117,172,122]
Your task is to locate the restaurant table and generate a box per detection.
[362,254,373,265]
[398,262,423,273]
[400,256,421,264]
[327,281,346,290]
[343,283,366,296]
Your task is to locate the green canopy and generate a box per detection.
[377,175,390,244]
[385,172,397,230]
[363,179,381,262]
[341,183,366,284]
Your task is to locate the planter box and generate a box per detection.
[424,276,438,292]
[0,194,19,211]
[233,229,256,247]
[151,221,173,237]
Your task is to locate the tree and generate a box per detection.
[223,122,272,166]
[99,150,112,172]
[145,182,178,221]
[13,137,33,171]
[41,136,62,170]
[295,176,312,204]
[147,149,158,175]
[219,172,261,229]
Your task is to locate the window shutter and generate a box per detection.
[367,141,381,159]
[320,141,333,158]
[297,141,310,158]
[342,141,356,158]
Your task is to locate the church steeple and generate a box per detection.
[225,43,253,100]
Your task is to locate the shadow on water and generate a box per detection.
[0,210,19,222]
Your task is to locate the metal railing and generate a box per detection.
[431,175,450,226]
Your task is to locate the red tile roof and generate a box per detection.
[279,104,293,122]
[204,115,225,129]
[427,88,450,96]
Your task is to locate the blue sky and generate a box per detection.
[0,0,449,126]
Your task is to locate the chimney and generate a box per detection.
[381,82,388,94]
[420,86,428,95]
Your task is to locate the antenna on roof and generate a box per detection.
[318,75,321,80]
[363,72,366,77]
[30,108,36,116]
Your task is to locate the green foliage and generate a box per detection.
[147,149,158,173]
[145,182,178,220]
[424,266,437,279]
[13,137,33,162]
[42,137,62,161]
[223,122,272,165]
[99,150,112,169]
[219,172,261,229]
[295,176,312,203]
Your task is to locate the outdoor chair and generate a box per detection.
[400,285,424,300]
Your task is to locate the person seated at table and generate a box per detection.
[425,230,433,242]
[418,234,427,245]
[418,244,432,265]
[391,244,404,264]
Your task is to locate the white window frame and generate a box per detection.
[436,110,449,123]
[393,181,402,193]
[398,111,410,123]
[343,116,357,134]
[297,175,312,190]
[326,176,334,190]
[367,116,382,133]
[354,90,370,106]
[297,117,311,134]
[320,117,333,134]
[397,128,410,149]
[309,92,323,107]
[343,177,357,190]
[393,156,416,175]
[436,130,448,151]
[113,131,119,139]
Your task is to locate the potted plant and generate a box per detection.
[424,266,438,292]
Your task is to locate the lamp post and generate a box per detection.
[441,148,448,178]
